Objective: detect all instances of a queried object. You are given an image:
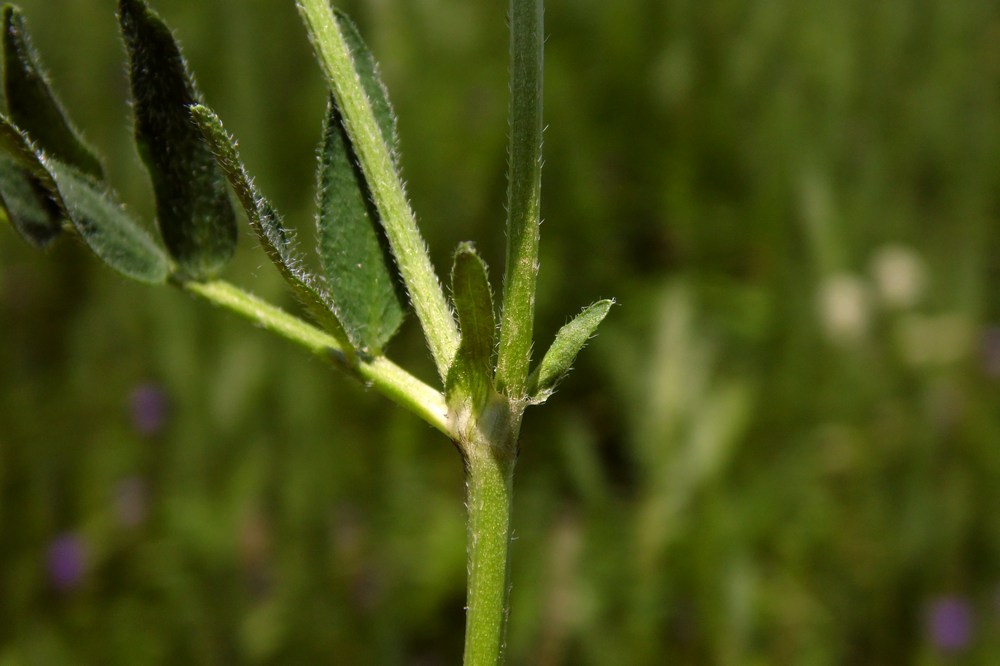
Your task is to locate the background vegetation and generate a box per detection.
[3,0,1000,663]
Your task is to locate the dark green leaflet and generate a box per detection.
[43,157,170,284]
[118,0,237,279]
[2,6,103,179]
[315,9,404,354]
[0,114,168,283]
[0,151,61,248]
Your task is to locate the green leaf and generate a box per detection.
[330,9,398,161]
[317,95,404,354]
[0,152,61,247]
[118,0,237,279]
[446,243,496,407]
[0,112,66,245]
[0,114,167,281]
[298,0,460,381]
[189,104,346,339]
[1,5,103,179]
[43,158,170,284]
[528,299,613,400]
[315,9,403,353]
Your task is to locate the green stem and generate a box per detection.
[495,0,544,399]
[296,0,459,381]
[179,279,450,437]
[463,440,516,666]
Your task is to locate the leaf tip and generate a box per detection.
[528,298,614,401]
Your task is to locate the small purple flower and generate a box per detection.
[927,596,974,653]
[47,533,87,591]
[115,476,148,528]
[129,383,169,436]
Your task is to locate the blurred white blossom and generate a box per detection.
[870,244,926,310]
[818,273,871,344]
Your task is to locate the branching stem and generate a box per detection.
[180,279,450,436]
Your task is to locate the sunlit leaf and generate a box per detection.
[528,299,613,400]
[2,5,103,179]
[118,0,236,279]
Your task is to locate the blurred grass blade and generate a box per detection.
[0,153,61,247]
[317,94,404,354]
[189,104,347,340]
[118,0,237,279]
[2,5,103,179]
[446,243,496,406]
[528,299,613,400]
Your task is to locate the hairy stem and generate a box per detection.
[180,279,450,436]
[495,0,544,399]
[296,0,459,381]
[463,440,516,666]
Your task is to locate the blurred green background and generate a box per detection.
[3,0,1000,663]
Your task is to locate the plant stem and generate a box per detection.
[463,438,516,666]
[296,0,459,382]
[496,0,544,399]
[179,279,450,436]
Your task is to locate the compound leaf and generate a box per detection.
[118,0,237,279]
[2,5,103,179]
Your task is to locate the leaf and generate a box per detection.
[316,94,404,353]
[330,8,398,161]
[44,158,170,284]
[0,112,64,245]
[118,0,237,279]
[315,9,403,353]
[189,104,345,339]
[528,299,613,400]
[0,152,61,247]
[2,6,103,179]
[0,114,167,282]
[446,243,496,406]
